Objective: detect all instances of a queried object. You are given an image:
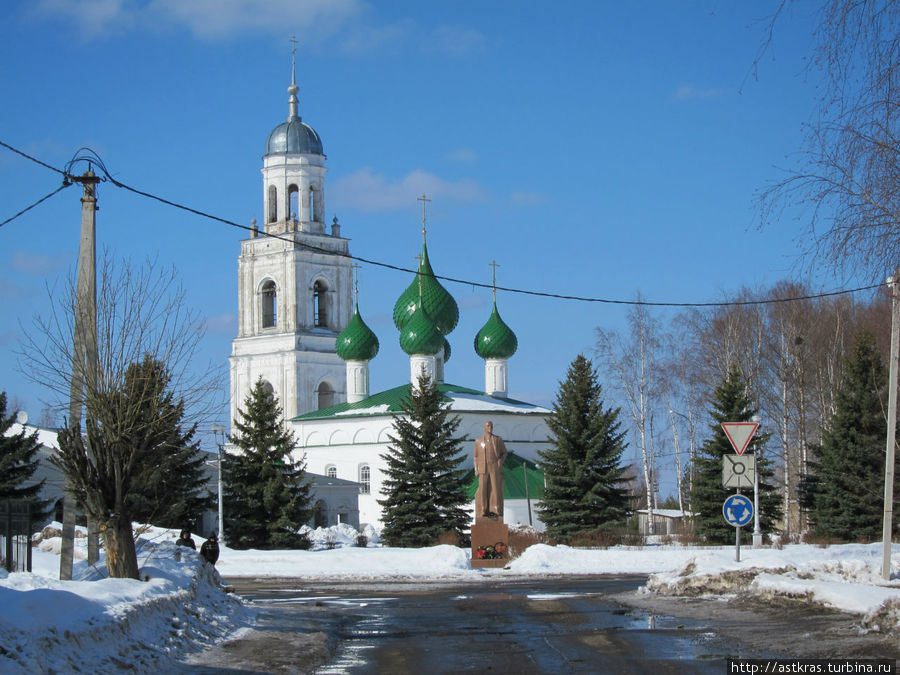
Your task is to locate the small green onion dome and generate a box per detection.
[442,336,452,363]
[336,305,379,361]
[400,302,444,356]
[474,302,518,360]
[392,244,459,335]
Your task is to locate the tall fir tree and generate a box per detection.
[0,392,52,523]
[536,354,631,541]
[809,331,898,541]
[379,372,470,547]
[121,357,214,529]
[691,366,782,544]
[223,378,312,549]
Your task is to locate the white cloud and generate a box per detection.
[203,313,237,333]
[508,191,546,207]
[151,0,363,40]
[33,0,365,41]
[10,251,70,276]
[429,25,487,56]
[331,168,488,212]
[446,148,478,164]
[672,85,730,101]
[337,19,415,54]
[32,0,136,37]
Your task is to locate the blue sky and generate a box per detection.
[1,2,834,478]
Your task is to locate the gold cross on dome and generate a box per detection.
[351,262,361,302]
[489,259,500,302]
[417,194,431,238]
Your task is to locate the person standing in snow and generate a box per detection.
[200,532,220,565]
[176,529,196,550]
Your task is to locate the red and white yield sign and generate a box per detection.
[721,422,759,455]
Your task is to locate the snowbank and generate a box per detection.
[2,524,900,672]
[0,527,248,674]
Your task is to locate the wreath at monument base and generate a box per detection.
[475,542,508,560]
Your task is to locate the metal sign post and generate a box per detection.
[723,492,754,562]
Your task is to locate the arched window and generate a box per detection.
[313,280,327,328]
[317,381,334,410]
[325,465,337,479]
[288,184,299,220]
[259,379,275,398]
[267,185,277,223]
[261,280,277,328]
[309,186,318,223]
[359,464,370,494]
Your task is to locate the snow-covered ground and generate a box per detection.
[2,523,899,672]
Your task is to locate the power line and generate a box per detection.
[0,183,71,228]
[0,139,884,308]
[0,140,69,178]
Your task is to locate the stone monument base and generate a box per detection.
[471,518,509,569]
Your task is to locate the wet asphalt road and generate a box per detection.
[184,575,751,673]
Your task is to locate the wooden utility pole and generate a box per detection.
[59,170,100,579]
[883,272,899,581]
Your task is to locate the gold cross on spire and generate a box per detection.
[489,260,500,303]
[351,262,361,303]
[417,194,431,239]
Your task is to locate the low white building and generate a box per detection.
[293,384,550,529]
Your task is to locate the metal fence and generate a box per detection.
[0,500,33,573]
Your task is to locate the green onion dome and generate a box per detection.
[399,302,444,356]
[442,336,452,363]
[392,244,459,335]
[474,302,518,360]
[336,305,379,361]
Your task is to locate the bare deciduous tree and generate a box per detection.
[596,301,662,534]
[758,0,900,280]
[18,253,225,578]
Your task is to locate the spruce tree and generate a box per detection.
[379,372,469,547]
[691,366,781,544]
[536,354,631,541]
[0,392,52,523]
[223,378,312,549]
[121,357,214,529]
[810,331,898,541]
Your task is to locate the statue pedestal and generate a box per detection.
[471,518,509,569]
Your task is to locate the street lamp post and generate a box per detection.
[210,424,226,546]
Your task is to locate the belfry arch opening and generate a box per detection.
[267,185,277,223]
[317,381,334,409]
[288,184,299,220]
[261,279,277,328]
[313,279,328,328]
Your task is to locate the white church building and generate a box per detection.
[229,62,552,530]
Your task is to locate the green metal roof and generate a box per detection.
[463,451,544,500]
[292,382,549,422]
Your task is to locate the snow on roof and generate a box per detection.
[6,423,60,451]
[636,509,693,518]
[294,382,549,422]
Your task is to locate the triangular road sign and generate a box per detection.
[721,422,758,455]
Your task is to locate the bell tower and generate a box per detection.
[229,50,351,426]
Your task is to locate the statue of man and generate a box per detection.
[473,420,508,520]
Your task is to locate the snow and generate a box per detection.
[447,392,550,413]
[2,524,899,672]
